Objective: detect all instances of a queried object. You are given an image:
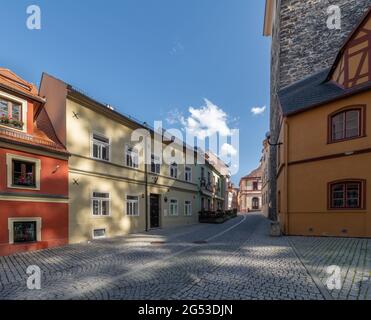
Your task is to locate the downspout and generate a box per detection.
[144,136,149,232]
[284,119,289,234]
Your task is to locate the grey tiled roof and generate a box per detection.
[278,68,345,116]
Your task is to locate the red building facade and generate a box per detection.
[0,68,69,256]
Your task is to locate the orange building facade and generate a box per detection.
[277,10,371,238]
[0,69,69,256]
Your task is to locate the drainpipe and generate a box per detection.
[144,136,149,232]
[284,120,289,235]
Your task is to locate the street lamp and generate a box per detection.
[265,131,283,147]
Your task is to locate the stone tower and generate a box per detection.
[264,0,371,221]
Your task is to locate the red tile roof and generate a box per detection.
[0,68,67,155]
[0,68,41,100]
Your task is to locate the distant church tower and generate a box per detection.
[263,0,371,221]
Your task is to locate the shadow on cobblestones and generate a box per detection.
[0,214,329,300]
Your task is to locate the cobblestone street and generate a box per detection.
[0,213,369,300]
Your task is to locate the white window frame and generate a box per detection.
[125,144,139,169]
[184,200,192,216]
[91,132,111,162]
[170,163,178,179]
[92,228,106,239]
[126,195,140,217]
[8,217,42,244]
[184,166,192,182]
[0,91,28,133]
[151,154,161,174]
[91,192,111,217]
[169,199,178,216]
[6,153,41,190]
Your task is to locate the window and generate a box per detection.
[125,145,139,168]
[201,197,205,211]
[169,199,178,216]
[92,192,110,216]
[170,163,178,179]
[92,133,110,161]
[93,228,106,239]
[13,221,37,243]
[0,98,23,128]
[126,195,139,216]
[207,172,211,185]
[151,154,161,174]
[184,201,192,216]
[253,181,258,191]
[12,160,36,187]
[185,166,192,182]
[330,108,363,142]
[201,167,205,179]
[329,181,364,209]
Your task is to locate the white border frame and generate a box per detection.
[92,228,107,239]
[184,166,192,182]
[90,131,111,162]
[0,91,28,133]
[184,200,192,216]
[8,217,42,244]
[125,194,141,217]
[91,191,111,217]
[169,198,179,216]
[6,153,41,190]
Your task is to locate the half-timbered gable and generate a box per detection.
[330,10,371,89]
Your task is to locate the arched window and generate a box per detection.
[328,180,365,210]
[329,106,365,143]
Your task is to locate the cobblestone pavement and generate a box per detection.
[0,213,367,300]
[289,236,371,300]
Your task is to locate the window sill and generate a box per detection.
[0,123,25,132]
[91,215,112,218]
[327,135,366,144]
[8,185,39,191]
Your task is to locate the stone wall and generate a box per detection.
[268,0,371,221]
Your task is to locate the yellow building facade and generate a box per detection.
[277,10,371,237]
[40,73,205,243]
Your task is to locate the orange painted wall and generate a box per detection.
[277,91,371,238]
[0,147,68,196]
[0,201,68,256]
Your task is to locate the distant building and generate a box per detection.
[228,185,239,211]
[239,166,262,212]
[206,151,230,211]
[261,139,270,218]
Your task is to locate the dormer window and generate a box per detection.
[329,107,365,143]
[0,98,23,129]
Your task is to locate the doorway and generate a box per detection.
[150,194,160,228]
[252,197,260,210]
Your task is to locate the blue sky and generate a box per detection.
[1,0,271,185]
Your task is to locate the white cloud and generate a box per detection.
[220,143,237,157]
[183,99,231,140]
[251,105,266,115]
[166,108,184,125]
[170,41,184,55]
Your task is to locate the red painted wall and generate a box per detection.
[26,100,34,135]
[0,202,68,256]
[0,148,68,196]
[0,147,69,256]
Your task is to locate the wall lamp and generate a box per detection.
[266,131,283,147]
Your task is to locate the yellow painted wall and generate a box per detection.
[278,91,371,238]
[66,99,200,243]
